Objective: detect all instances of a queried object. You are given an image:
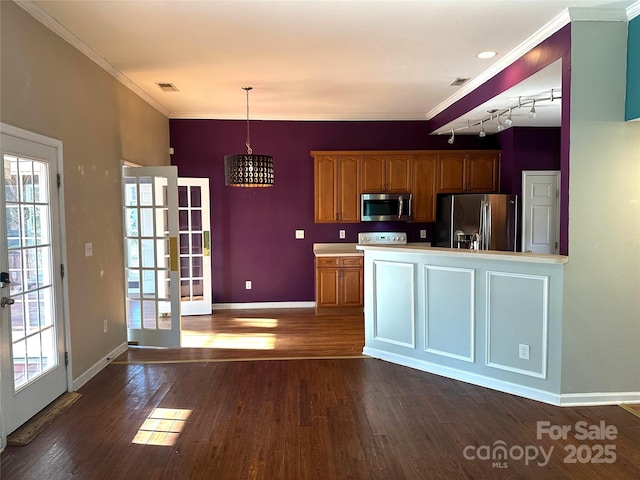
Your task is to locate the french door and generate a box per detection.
[178,178,211,316]
[0,129,67,437]
[122,166,181,348]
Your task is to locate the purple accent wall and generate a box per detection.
[170,120,498,303]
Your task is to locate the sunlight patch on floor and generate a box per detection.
[231,317,279,328]
[132,408,192,446]
[181,332,276,349]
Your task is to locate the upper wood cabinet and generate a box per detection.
[411,154,437,222]
[313,154,360,223]
[361,154,411,193]
[437,151,500,193]
[312,150,500,224]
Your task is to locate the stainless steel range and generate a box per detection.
[357,231,407,245]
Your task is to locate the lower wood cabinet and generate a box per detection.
[315,256,364,312]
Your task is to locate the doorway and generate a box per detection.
[0,126,68,441]
[521,170,561,254]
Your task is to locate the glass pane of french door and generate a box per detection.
[1,131,67,436]
[178,178,211,316]
[122,166,180,348]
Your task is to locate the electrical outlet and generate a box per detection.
[103,319,108,333]
[420,230,427,239]
[245,280,252,290]
[519,344,530,360]
[85,242,93,257]
[339,230,346,239]
[295,229,304,239]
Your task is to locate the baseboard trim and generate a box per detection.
[213,301,315,310]
[363,347,640,407]
[72,342,128,391]
[558,392,640,406]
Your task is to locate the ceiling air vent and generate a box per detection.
[449,77,470,87]
[156,82,179,92]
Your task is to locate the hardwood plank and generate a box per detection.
[3,309,640,479]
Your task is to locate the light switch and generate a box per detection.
[420,230,427,239]
[85,242,93,257]
[339,230,346,239]
[295,230,304,239]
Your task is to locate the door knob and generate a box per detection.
[1,297,15,308]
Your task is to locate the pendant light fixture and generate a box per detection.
[224,86,274,187]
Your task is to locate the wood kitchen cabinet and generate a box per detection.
[313,154,360,223]
[411,154,437,222]
[361,154,411,193]
[437,151,500,193]
[315,256,364,312]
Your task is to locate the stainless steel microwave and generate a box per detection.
[361,193,412,222]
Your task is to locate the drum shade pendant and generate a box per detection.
[224,86,274,187]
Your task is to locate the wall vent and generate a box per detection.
[156,82,179,92]
[449,77,470,87]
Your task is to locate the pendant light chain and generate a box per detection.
[244,86,253,155]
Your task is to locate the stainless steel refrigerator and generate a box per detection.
[434,194,518,251]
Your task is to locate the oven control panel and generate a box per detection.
[358,232,407,245]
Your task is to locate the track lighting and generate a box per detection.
[447,129,455,144]
[436,89,560,137]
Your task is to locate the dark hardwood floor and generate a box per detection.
[2,309,640,479]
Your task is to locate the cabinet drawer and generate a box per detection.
[316,257,340,267]
[340,257,363,267]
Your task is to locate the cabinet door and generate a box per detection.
[341,267,364,307]
[316,266,340,308]
[467,153,499,192]
[337,155,360,222]
[314,155,337,222]
[386,154,412,192]
[437,153,466,192]
[412,154,437,222]
[361,155,385,193]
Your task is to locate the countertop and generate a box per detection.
[313,242,432,257]
[356,244,568,265]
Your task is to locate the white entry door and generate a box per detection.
[178,178,211,316]
[122,166,181,348]
[521,171,560,254]
[0,130,67,437]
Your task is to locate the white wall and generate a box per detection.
[562,20,640,394]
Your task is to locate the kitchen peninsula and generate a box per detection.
[356,244,568,405]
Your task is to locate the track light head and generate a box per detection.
[447,129,455,144]
[504,107,513,127]
[479,120,486,138]
[529,100,537,119]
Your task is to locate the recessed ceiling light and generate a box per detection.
[476,51,497,59]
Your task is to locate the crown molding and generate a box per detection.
[568,6,631,21]
[168,112,427,121]
[424,9,571,120]
[628,1,640,20]
[15,0,171,118]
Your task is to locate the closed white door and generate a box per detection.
[122,166,181,348]
[521,171,560,254]
[178,178,212,316]
[0,130,67,437]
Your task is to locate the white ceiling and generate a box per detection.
[21,0,639,135]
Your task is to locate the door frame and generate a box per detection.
[0,123,72,449]
[521,170,561,254]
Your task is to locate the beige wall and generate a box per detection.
[0,1,170,380]
[562,20,640,394]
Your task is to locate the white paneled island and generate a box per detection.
[356,244,568,405]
